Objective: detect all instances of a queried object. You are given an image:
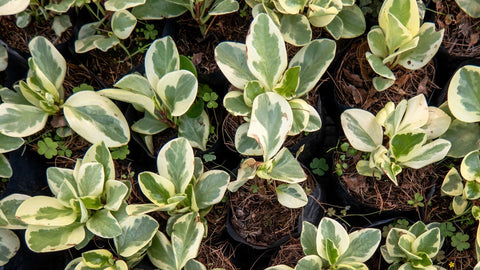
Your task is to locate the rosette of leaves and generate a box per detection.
[455,0,480,18]
[15,142,159,258]
[99,36,210,152]
[246,0,365,45]
[0,36,130,149]
[381,221,445,270]
[217,13,334,156]
[126,137,230,230]
[341,94,451,185]
[227,92,310,208]
[365,0,444,91]
[147,212,211,270]
[65,249,128,270]
[131,0,238,35]
[441,65,480,158]
[0,194,30,266]
[75,0,147,53]
[266,217,381,270]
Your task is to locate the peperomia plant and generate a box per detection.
[441,65,480,158]
[227,92,309,208]
[0,193,30,266]
[216,13,334,156]
[266,217,381,270]
[15,141,158,259]
[99,36,210,152]
[0,36,130,148]
[126,137,230,229]
[247,0,366,45]
[341,94,451,185]
[455,0,480,18]
[365,0,444,91]
[131,0,239,35]
[381,221,445,270]
[65,249,128,270]
[0,133,24,178]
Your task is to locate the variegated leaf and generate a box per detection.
[301,221,318,255]
[366,52,395,80]
[452,195,468,215]
[372,76,395,91]
[223,90,251,116]
[0,103,49,137]
[194,170,230,209]
[421,107,451,139]
[157,138,194,193]
[397,138,451,169]
[265,265,294,270]
[248,92,293,160]
[147,231,177,270]
[132,0,187,19]
[288,98,310,135]
[86,209,122,238]
[268,147,306,183]
[16,196,77,226]
[114,73,154,97]
[296,255,324,270]
[235,122,262,156]
[308,4,339,27]
[132,113,169,135]
[57,181,78,208]
[156,70,197,116]
[305,104,322,132]
[368,27,388,59]
[63,91,130,147]
[52,15,72,37]
[0,133,23,153]
[228,158,258,192]
[185,259,207,270]
[337,228,381,263]
[104,180,129,211]
[325,12,344,40]
[115,215,158,257]
[81,249,114,268]
[83,141,115,181]
[398,23,443,70]
[209,0,239,15]
[0,154,12,178]
[0,194,30,229]
[0,228,20,266]
[390,132,426,161]
[412,227,441,258]
[276,183,308,208]
[171,212,204,268]
[112,10,137,40]
[441,119,480,158]
[138,172,177,208]
[274,66,300,100]
[0,43,6,72]
[289,39,336,97]
[105,0,146,10]
[75,35,105,54]
[77,162,105,197]
[244,80,265,107]
[341,109,383,152]
[246,13,287,90]
[95,37,122,53]
[126,204,162,216]
[178,110,209,151]
[215,42,255,89]
[456,0,480,18]
[441,168,464,197]
[276,0,306,14]
[0,0,29,15]
[279,14,312,46]
[336,5,366,39]
[46,167,75,197]
[25,222,85,252]
[145,36,180,89]
[461,150,480,181]
[396,94,429,133]
[448,65,480,123]
[99,88,156,116]
[45,0,74,12]
[317,217,350,262]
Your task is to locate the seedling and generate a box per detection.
[451,232,470,251]
[407,193,425,208]
[310,157,328,176]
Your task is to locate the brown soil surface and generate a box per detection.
[335,39,438,114]
[197,239,238,270]
[269,237,303,267]
[434,0,480,58]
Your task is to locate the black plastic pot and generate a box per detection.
[0,40,28,89]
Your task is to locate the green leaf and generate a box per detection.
[366,52,395,80]
[461,150,480,181]
[77,162,105,197]
[301,221,318,255]
[379,0,419,53]
[274,66,300,99]
[115,215,159,257]
[390,132,426,159]
[338,228,381,263]
[157,138,194,193]
[0,103,49,137]
[194,170,229,209]
[132,0,187,19]
[209,0,239,15]
[276,183,308,208]
[244,81,265,107]
[441,168,464,196]
[16,196,77,226]
[147,231,177,270]
[448,65,480,123]
[268,147,306,183]
[317,217,349,261]
[171,212,204,268]
[81,249,114,268]
[248,92,293,160]
[325,15,344,40]
[104,180,129,211]
[235,123,262,156]
[0,154,12,178]
[46,167,76,197]
[296,255,323,270]
[51,15,72,37]
[145,36,180,89]
[138,172,176,207]
[105,0,146,11]
[0,133,23,154]
[288,98,310,135]
[156,70,198,116]
[368,27,388,59]
[336,4,366,39]
[441,119,480,158]
[246,13,287,90]
[223,90,251,116]
[465,180,480,200]
[25,222,85,252]
[0,228,20,266]
[0,194,30,229]
[341,109,383,152]
[132,113,169,135]
[279,14,312,46]
[396,138,451,169]
[412,227,441,258]
[86,209,122,238]
[456,0,480,18]
[178,111,209,151]
[289,39,336,97]
[215,42,255,89]
[63,91,130,147]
